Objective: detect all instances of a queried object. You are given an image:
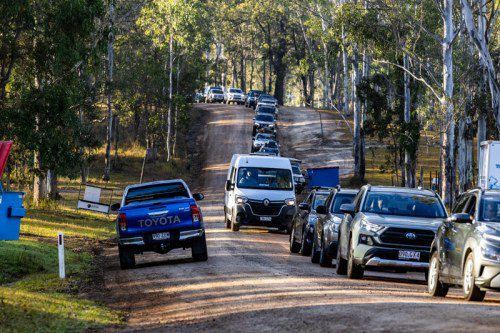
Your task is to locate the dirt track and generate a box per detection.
[103,103,500,332]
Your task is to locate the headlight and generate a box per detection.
[285,198,295,206]
[236,196,248,204]
[481,245,500,261]
[361,220,384,233]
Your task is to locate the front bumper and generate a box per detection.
[118,228,204,253]
[476,260,500,290]
[235,202,296,230]
[355,243,430,271]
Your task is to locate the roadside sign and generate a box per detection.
[77,184,114,215]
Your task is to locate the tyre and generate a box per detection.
[192,234,208,261]
[231,214,240,232]
[289,225,301,253]
[299,229,312,256]
[311,240,320,264]
[224,207,231,229]
[319,238,332,267]
[347,238,363,279]
[463,253,486,301]
[336,236,347,275]
[118,246,135,269]
[428,251,449,297]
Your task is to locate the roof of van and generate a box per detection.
[232,154,292,169]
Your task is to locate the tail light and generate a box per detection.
[118,213,127,231]
[190,205,201,223]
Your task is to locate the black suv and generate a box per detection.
[429,189,500,301]
[245,90,264,108]
[290,188,330,256]
[311,188,358,267]
[336,185,447,279]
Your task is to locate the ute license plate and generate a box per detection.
[398,250,420,261]
[152,232,170,241]
[260,216,272,222]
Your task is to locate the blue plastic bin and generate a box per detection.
[0,190,26,240]
[306,166,340,189]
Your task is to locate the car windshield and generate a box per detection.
[125,182,189,205]
[230,89,242,93]
[292,165,301,175]
[479,195,500,222]
[211,89,223,94]
[237,167,292,190]
[259,95,274,100]
[257,107,275,114]
[313,193,329,209]
[256,114,274,122]
[265,141,278,148]
[362,192,446,218]
[261,148,278,154]
[331,193,356,214]
[255,133,272,141]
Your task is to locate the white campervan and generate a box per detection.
[224,154,296,232]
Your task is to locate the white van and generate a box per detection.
[224,154,296,232]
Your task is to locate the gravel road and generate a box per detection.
[102,103,499,332]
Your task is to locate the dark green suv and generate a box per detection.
[428,189,500,301]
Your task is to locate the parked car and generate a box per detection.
[252,113,276,136]
[225,88,245,104]
[258,146,280,156]
[255,105,278,119]
[112,180,207,269]
[311,188,358,266]
[246,90,264,108]
[289,158,305,194]
[206,87,224,103]
[224,154,296,232]
[336,185,447,279]
[289,188,330,256]
[254,94,278,109]
[252,133,276,153]
[428,189,500,301]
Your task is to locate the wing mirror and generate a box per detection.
[448,213,473,224]
[225,180,234,191]
[110,203,121,211]
[298,203,310,211]
[340,203,355,215]
[316,205,327,215]
[193,193,204,201]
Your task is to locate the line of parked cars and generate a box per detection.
[290,184,500,302]
[200,86,246,104]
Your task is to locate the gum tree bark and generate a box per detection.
[403,49,416,187]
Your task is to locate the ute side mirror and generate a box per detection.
[448,213,473,224]
[110,203,121,211]
[193,193,204,201]
[340,203,355,215]
[316,205,327,215]
[225,180,234,191]
[298,203,310,211]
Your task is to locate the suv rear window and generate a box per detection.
[125,183,189,205]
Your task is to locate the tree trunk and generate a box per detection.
[46,169,58,200]
[274,60,286,105]
[403,50,416,187]
[301,75,308,107]
[309,70,316,108]
[352,48,364,182]
[166,33,173,161]
[103,0,114,181]
[342,26,349,115]
[441,0,455,206]
[33,151,45,205]
[262,56,266,92]
[112,114,119,168]
[240,55,246,91]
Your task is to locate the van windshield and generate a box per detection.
[125,182,189,205]
[237,167,293,191]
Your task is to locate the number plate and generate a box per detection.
[260,216,272,222]
[152,232,170,241]
[398,250,420,261]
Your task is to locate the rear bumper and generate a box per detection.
[118,228,204,253]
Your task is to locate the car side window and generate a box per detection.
[464,195,477,217]
[453,194,469,214]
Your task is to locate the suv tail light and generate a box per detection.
[118,213,127,231]
[190,205,201,223]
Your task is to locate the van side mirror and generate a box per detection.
[193,193,204,201]
[110,203,121,211]
[340,203,355,215]
[225,180,234,191]
[448,213,473,224]
[316,205,327,215]
[298,203,310,211]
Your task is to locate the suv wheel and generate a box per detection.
[299,229,312,256]
[311,240,320,264]
[336,237,347,275]
[428,251,449,297]
[118,246,135,269]
[463,253,486,301]
[231,214,240,232]
[290,225,301,253]
[319,238,332,267]
[347,238,364,279]
[192,234,208,261]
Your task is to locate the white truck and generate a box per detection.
[224,154,296,232]
[479,141,500,190]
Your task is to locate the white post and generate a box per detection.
[58,232,65,279]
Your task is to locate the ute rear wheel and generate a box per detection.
[428,251,449,297]
[118,246,135,270]
[463,253,486,301]
[192,234,208,261]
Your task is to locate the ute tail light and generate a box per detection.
[118,213,127,231]
[190,205,201,223]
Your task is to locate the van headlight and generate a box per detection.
[285,198,295,206]
[361,220,384,233]
[236,196,248,204]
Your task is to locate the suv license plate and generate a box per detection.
[398,250,420,261]
[260,216,272,222]
[152,232,170,241]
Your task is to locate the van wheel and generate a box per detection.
[463,253,486,301]
[428,251,449,297]
[347,238,363,279]
[118,246,135,269]
[192,234,208,261]
[231,215,240,232]
[319,238,332,267]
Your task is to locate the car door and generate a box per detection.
[295,192,313,243]
[441,194,467,276]
[450,194,477,278]
[339,189,364,258]
[315,192,333,249]
[321,193,336,248]
[226,167,237,217]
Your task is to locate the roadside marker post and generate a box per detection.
[58,232,65,279]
